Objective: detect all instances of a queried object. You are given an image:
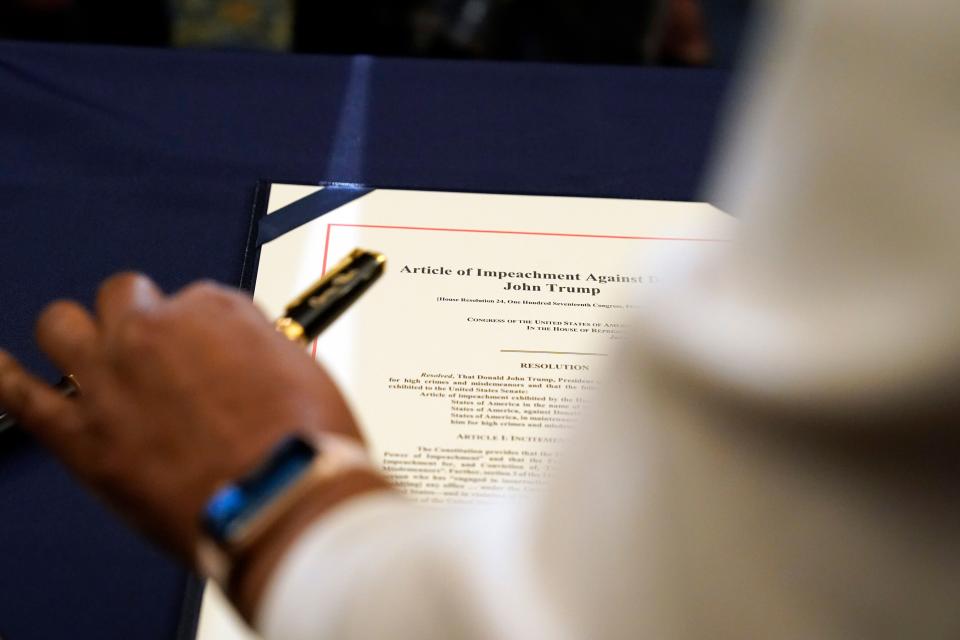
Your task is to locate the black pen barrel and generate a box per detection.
[0,411,16,434]
[0,375,78,437]
[278,249,386,343]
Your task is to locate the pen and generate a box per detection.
[0,248,386,442]
[0,375,80,435]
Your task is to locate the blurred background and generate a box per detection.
[0,0,753,68]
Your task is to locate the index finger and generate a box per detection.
[95,272,164,334]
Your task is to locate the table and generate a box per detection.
[0,40,728,639]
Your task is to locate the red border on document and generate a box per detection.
[311,222,722,358]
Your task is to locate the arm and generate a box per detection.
[2,2,959,638]
[0,276,574,638]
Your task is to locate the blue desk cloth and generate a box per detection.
[0,40,729,639]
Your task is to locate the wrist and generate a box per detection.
[194,432,394,621]
[229,467,393,621]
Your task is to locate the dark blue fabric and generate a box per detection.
[0,40,728,639]
[257,185,372,246]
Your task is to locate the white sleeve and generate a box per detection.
[255,493,572,640]
[253,354,680,640]
[255,2,960,638]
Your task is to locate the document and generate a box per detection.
[196,184,732,638]
[256,185,731,501]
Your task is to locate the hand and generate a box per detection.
[0,273,366,561]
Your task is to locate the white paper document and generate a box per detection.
[196,184,732,639]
